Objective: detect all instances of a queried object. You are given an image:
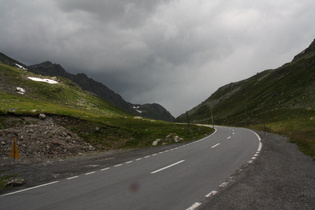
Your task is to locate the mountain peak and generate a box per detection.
[293,38,315,61]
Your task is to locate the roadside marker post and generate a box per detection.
[10,138,20,176]
[10,138,20,159]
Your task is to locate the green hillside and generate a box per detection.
[177,39,315,159]
[0,63,213,150]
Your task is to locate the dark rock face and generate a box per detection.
[27,61,174,121]
[132,103,175,122]
[0,52,27,69]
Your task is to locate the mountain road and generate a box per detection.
[0,126,261,210]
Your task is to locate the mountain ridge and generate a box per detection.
[176,38,315,159]
[0,54,174,121]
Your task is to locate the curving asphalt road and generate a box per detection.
[0,126,261,210]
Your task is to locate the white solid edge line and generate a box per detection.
[0,181,59,197]
[248,129,263,152]
[100,167,110,171]
[206,190,218,198]
[186,202,202,210]
[67,176,79,180]
[151,160,185,174]
[85,171,96,175]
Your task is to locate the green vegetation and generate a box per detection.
[177,40,315,159]
[0,175,17,191]
[0,63,214,151]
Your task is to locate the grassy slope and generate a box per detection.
[177,43,315,159]
[0,63,214,150]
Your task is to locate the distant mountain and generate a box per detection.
[176,39,315,126]
[132,103,175,122]
[0,53,174,121]
[0,52,27,69]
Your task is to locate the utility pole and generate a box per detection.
[210,105,214,129]
[186,111,191,138]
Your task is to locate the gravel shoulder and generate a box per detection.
[1,130,315,210]
[201,131,315,210]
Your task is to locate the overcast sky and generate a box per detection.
[1,0,315,117]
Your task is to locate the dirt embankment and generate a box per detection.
[0,115,96,163]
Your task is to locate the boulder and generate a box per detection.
[152,139,161,146]
[5,178,26,187]
[39,113,46,120]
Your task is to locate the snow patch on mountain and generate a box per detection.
[27,77,58,84]
[15,63,27,70]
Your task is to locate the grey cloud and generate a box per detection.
[1,0,315,117]
[55,0,169,28]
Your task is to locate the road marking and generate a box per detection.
[206,190,218,198]
[136,158,142,161]
[67,176,79,180]
[227,136,231,139]
[85,171,96,175]
[114,164,122,167]
[100,167,110,171]
[151,160,185,174]
[219,182,229,188]
[211,143,220,148]
[125,160,133,164]
[144,155,150,158]
[248,160,253,164]
[152,153,157,156]
[0,181,59,197]
[186,202,202,210]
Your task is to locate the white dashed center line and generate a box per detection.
[186,202,202,210]
[151,160,185,174]
[211,143,220,148]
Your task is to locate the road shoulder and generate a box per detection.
[201,131,315,210]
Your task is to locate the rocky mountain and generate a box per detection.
[0,54,174,121]
[132,103,174,122]
[176,39,315,126]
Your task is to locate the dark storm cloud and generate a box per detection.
[55,0,168,28]
[1,0,315,116]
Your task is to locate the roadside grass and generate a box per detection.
[62,117,214,149]
[0,175,17,191]
[250,114,315,160]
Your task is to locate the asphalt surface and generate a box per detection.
[1,126,261,210]
[201,131,315,210]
